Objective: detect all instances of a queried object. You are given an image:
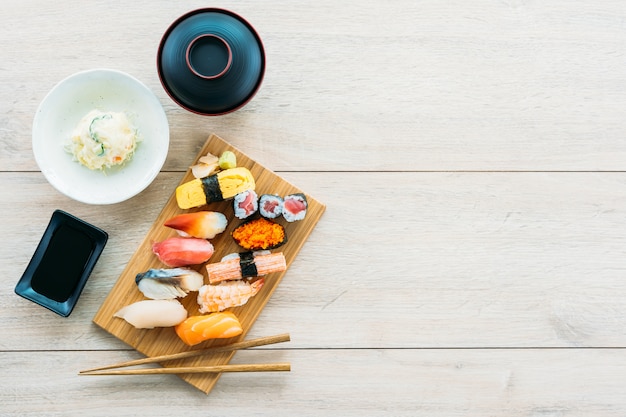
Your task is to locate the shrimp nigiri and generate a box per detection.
[175,311,243,346]
[152,237,214,267]
[164,211,228,239]
[197,279,265,313]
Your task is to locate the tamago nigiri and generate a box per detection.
[175,311,243,346]
[175,167,255,210]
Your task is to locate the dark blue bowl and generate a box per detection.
[157,8,265,115]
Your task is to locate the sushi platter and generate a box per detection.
[93,133,325,393]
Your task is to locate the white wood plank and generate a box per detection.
[3,171,626,350]
[2,349,626,416]
[3,0,626,413]
[3,1,626,171]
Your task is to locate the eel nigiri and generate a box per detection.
[135,268,204,299]
[197,279,265,313]
[152,237,214,267]
[206,251,286,284]
[175,311,243,346]
[175,167,255,210]
[114,299,188,329]
[164,211,228,239]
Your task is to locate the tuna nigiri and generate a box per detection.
[164,211,228,239]
[197,278,265,313]
[114,299,188,329]
[152,237,214,267]
[175,312,243,346]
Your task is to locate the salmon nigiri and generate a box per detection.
[152,237,214,267]
[175,311,243,346]
[164,211,228,239]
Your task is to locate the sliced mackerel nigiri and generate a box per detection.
[135,268,204,299]
[164,211,228,239]
[152,237,214,267]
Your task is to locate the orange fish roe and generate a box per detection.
[232,217,286,250]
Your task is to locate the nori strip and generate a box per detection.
[239,251,258,278]
[201,175,223,204]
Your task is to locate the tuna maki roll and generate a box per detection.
[258,194,283,219]
[283,193,308,222]
[233,189,258,220]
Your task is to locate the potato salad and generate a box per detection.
[66,109,139,170]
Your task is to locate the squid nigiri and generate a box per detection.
[197,278,265,313]
[152,237,214,267]
[114,299,188,329]
[175,311,243,346]
[164,211,228,239]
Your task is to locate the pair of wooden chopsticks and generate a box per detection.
[79,333,290,376]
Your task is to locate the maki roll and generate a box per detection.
[232,217,287,251]
[283,193,308,222]
[258,194,283,219]
[233,189,258,220]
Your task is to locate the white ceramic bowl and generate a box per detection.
[33,69,170,204]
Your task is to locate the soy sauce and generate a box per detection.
[30,224,94,302]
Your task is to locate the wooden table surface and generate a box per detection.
[3,0,626,415]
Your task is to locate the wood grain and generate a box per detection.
[4,0,626,414]
[92,134,325,393]
[4,1,626,172]
[4,349,626,416]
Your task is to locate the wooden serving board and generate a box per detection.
[93,134,325,394]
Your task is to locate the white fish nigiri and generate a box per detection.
[114,299,187,329]
[135,268,204,299]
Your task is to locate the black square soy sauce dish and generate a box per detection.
[15,210,108,317]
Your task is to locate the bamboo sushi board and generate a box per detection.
[93,134,325,394]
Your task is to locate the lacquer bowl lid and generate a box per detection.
[157,8,266,115]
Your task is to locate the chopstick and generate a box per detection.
[79,363,291,376]
[78,333,290,373]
